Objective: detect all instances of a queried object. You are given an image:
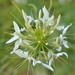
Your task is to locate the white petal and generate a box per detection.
[47,51,51,59]
[62,24,72,35]
[10,39,22,54]
[6,35,19,44]
[28,57,41,66]
[15,49,28,58]
[55,52,68,58]
[63,40,69,48]
[28,57,34,61]
[20,27,25,32]
[42,63,54,71]
[49,58,53,66]
[57,25,64,30]
[59,34,64,43]
[27,16,34,23]
[33,60,41,66]
[49,15,54,21]
[56,46,62,51]
[23,52,28,58]
[13,21,20,33]
[48,15,54,26]
[42,6,49,20]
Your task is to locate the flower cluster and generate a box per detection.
[6,6,72,71]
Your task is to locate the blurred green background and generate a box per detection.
[0,0,75,75]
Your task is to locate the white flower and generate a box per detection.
[20,27,25,32]
[56,46,62,51]
[46,15,54,26]
[42,6,49,20]
[59,34,66,42]
[6,21,24,53]
[47,51,53,66]
[22,10,34,24]
[62,24,72,35]
[26,16,34,23]
[6,21,23,44]
[28,57,34,61]
[15,49,28,58]
[28,57,41,66]
[28,56,54,71]
[59,24,72,48]
[42,63,54,71]
[59,34,69,48]
[41,6,54,26]
[6,6,72,71]
[44,52,54,71]
[10,39,22,54]
[63,40,69,48]
[6,21,26,54]
[13,21,20,33]
[54,52,68,58]
[6,33,19,44]
[32,60,41,66]
[49,57,53,66]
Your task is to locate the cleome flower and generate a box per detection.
[6,21,26,54]
[59,24,72,48]
[6,6,72,71]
